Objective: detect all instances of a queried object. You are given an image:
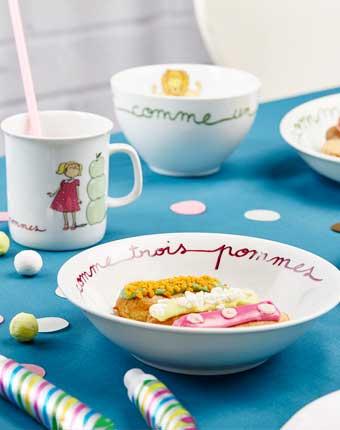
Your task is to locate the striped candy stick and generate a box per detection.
[124,368,198,430]
[0,355,115,430]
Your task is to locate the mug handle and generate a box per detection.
[107,143,143,208]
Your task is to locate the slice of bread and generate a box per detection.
[321,138,340,157]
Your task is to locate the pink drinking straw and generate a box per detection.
[8,0,42,136]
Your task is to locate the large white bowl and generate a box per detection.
[111,64,260,177]
[280,93,340,183]
[58,233,339,375]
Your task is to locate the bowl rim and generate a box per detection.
[110,63,261,101]
[57,232,340,335]
[280,93,340,164]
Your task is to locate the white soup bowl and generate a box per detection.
[280,93,340,183]
[58,233,339,375]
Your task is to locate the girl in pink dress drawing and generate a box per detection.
[47,161,85,230]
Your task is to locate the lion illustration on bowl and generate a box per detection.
[152,69,202,97]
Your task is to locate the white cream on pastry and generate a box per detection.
[149,286,258,322]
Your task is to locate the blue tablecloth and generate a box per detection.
[1,88,340,430]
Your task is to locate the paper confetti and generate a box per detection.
[37,317,69,333]
[0,212,9,222]
[0,315,4,324]
[244,209,281,222]
[170,200,206,215]
[22,363,46,377]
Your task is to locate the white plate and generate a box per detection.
[281,391,340,429]
[58,233,339,375]
[280,93,340,183]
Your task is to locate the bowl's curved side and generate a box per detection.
[85,310,313,375]
[298,151,340,183]
[280,94,340,170]
[113,91,259,176]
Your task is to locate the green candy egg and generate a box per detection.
[10,312,38,342]
[0,231,10,256]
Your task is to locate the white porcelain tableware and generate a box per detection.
[1,111,143,251]
[281,390,340,430]
[194,0,340,101]
[111,64,260,177]
[280,93,340,183]
[58,232,339,375]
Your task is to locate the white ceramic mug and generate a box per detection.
[1,111,143,251]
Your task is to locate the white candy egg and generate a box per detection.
[14,250,43,277]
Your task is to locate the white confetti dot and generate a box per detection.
[38,317,69,333]
[244,209,281,222]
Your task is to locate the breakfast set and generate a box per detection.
[1,1,340,429]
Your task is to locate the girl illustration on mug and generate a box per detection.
[47,161,86,230]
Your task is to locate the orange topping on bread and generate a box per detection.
[122,275,220,299]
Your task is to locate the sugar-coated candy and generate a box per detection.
[10,312,38,342]
[124,368,198,429]
[0,355,115,429]
[0,231,10,256]
[14,250,43,276]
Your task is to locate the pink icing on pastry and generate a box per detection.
[172,301,281,328]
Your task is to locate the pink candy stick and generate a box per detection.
[8,0,42,136]
[173,301,281,328]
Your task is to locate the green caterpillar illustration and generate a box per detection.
[86,153,106,225]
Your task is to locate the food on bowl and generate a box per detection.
[151,69,202,97]
[114,275,289,328]
[115,275,221,322]
[173,302,289,328]
[321,118,340,157]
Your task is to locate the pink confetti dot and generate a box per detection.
[21,363,46,377]
[0,212,9,222]
[170,200,206,216]
[0,315,4,324]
